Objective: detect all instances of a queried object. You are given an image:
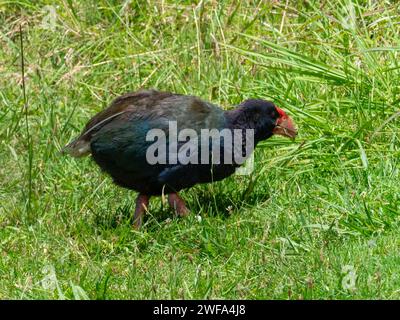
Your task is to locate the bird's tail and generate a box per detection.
[61,137,91,158]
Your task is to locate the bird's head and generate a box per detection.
[238,99,297,141]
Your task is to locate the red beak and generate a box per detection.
[273,107,297,139]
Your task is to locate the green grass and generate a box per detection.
[1,0,400,299]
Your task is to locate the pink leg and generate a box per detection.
[168,193,190,217]
[133,194,150,229]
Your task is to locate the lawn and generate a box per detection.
[1,0,400,299]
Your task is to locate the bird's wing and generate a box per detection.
[73,90,175,142]
[62,89,175,157]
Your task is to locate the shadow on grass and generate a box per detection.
[186,186,272,219]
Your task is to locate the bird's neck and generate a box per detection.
[224,108,274,144]
[224,108,254,130]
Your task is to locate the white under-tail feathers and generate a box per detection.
[62,110,127,158]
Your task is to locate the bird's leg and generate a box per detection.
[168,193,190,217]
[133,194,150,229]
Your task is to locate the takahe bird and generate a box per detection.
[63,89,297,228]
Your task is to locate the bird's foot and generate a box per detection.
[133,194,150,229]
[168,193,190,217]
